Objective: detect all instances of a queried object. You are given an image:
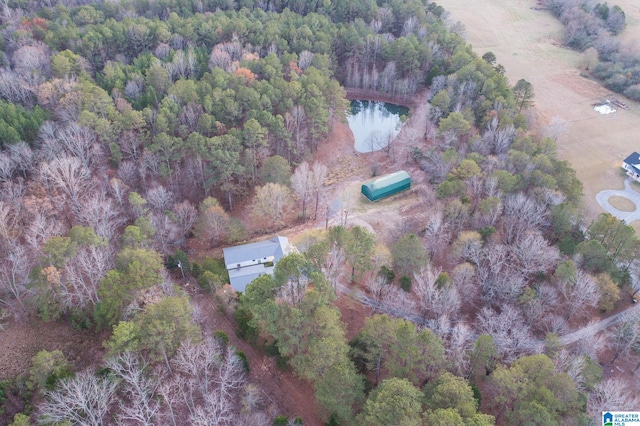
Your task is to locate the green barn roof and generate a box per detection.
[361,170,411,202]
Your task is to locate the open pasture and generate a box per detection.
[439,0,640,222]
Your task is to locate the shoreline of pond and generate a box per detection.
[344,87,419,110]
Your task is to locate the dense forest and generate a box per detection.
[0,0,639,425]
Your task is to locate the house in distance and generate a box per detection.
[361,170,411,202]
[223,236,291,293]
[622,152,640,182]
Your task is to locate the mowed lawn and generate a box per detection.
[438,0,640,221]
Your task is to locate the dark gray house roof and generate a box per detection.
[226,264,274,294]
[223,236,290,292]
[623,152,640,175]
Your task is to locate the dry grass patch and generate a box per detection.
[608,195,636,212]
[614,1,640,45]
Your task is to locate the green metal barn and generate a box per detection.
[361,170,411,202]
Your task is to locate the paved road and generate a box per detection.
[559,302,640,345]
[595,178,640,223]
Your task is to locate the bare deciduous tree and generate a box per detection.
[0,68,32,104]
[139,151,161,185]
[451,262,478,303]
[364,274,392,313]
[37,121,65,162]
[55,122,102,168]
[179,102,204,133]
[451,231,482,264]
[416,148,456,183]
[0,243,31,316]
[64,244,114,308]
[309,162,327,220]
[502,192,546,245]
[240,383,263,414]
[215,346,246,405]
[483,117,516,154]
[475,243,525,304]
[588,378,639,421]
[24,212,62,256]
[413,265,460,321]
[0,153,16,182]
[521,284,560,328]
[209,45,232,71]
[117,161,139,188]
[286,105,307,159]
[7,141,33,178]
[161,340,246,426]
[423,210,450,258]
[78,195,125,241]
[0,201,20,248]
[151,213,182,255]
[124,77,145,100]
[323,244,346,294]
[291,161,311,220]
[194,198,229,247]
[298,50,314,70]
[106,352,160,426]
[0,179,26,203]
[510,230,560,279]
[384,284,417,317]
[119,130,145,161]
[40,156,94,216]
[40,370,117,426]
[483,175,500,198]
[609,310,640,364]
[574,325,609,361]
[553,350,592,392]
[476,305,539,362]
[146,185,173,213]
[172,200,197,239]
[110,177,129,207]
[12,43,51,86]
[559,270,600,321]
[166,49,197,81]
[251,183,292,229]
[447,322,473,377]
[443,199,470,239]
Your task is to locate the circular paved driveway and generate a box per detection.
[595,178,640,223]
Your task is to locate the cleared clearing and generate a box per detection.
[439,0,640,220]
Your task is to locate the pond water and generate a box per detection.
[347,100,409,153]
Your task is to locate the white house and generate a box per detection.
[622,152,640,182]
[222,236,291,292]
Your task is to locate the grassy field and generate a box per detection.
[616,0,640,45]
[438,0,640,221]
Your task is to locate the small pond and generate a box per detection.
[347,100,409,153]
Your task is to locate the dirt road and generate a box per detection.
[560,303,640,345]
